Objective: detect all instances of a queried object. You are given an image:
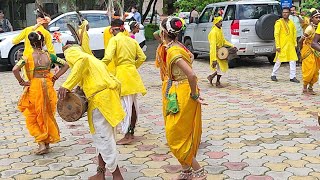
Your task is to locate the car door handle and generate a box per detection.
[202,29,206,32]
[242,28,250,32]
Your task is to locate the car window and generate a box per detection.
[199,7,214,23]
[238,4,281,20]
[50,14,79,31]
[223,5,236,21]
[83,14,110,28]
[213,6,225,17]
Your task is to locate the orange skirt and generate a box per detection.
[18,77,60,143]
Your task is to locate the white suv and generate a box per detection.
[183,0,281,66]
[0,10,146,66]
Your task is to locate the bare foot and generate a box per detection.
[116,136,133,145]
[302,88,308,94]
[45,143,50,149]
[207,75,213,86]
[88,172,105,180]
[35,143,48,155]
[216,82,224,88]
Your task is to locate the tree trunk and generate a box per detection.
[142,0,155,23]
[150,0,158,24]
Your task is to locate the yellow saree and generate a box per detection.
[164,46,202,166]
[17,52,61,143]
[301,25,320,86]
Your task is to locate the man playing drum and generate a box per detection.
[207,16,237,88]
[58,43,125,180]
[102,19,147,145]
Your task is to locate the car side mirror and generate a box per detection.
[49,27,60,32]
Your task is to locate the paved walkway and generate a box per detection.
[1,58,320,180]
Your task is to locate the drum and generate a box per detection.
[217,47,238,60]
[57,89,88,122]
[217,47,229,60]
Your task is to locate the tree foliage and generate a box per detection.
[174,0,225,12]
[301,0,320,12]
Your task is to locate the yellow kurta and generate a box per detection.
[165,46,202,166]
[78,20,93,55]
[301,25,320,85]
[208,26,234,72]
[274,19,298,62]
[103,26,130,75]
[102,32,147,97]
[12,25,55,81]
[17,52,63,143]
[62,46,125,134]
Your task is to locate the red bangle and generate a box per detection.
[53,75,58,80]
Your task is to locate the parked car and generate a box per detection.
[183,0,281,66]
[0,10,147,66]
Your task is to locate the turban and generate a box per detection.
[213,16,223,25]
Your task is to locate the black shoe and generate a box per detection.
[290,77,300,83]
[271,76,278,81]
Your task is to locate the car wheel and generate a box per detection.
[184,39,198,59]
[268,54,276,65]
[9,44,24,66]
[228,58,238,68]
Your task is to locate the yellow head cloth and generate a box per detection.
[213,16,223,25]
[310,8,317,13]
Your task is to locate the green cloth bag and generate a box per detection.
[166,92,179,115]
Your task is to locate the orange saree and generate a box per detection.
[17,52,60,143]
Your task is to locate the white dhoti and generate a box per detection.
[92,109,118,173]
[120,94,139,134]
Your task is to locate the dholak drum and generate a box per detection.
[217,47,229,60]
[217,47,238,60]
[57,91,88,122]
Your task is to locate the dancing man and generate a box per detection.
[102,19,147,145]
[58,43,125,180]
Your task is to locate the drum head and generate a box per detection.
[217,47,229,60]
[57,92,85,122]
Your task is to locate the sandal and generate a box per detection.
[192,168,207,180]
[172,168,193,180]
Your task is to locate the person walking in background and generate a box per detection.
[290,6,304,61]
[299,9,320,95]
[0,10,13,33]
[131,6,141,23]
[190,7,199,23]
[129,21,140,39]
[271,7,300,83]
[207,16,237,88]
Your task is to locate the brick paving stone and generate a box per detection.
[242,146,264,152]
[260,143,282,150]
[281,152,306,160]
[242,152,266,159]
[54,175,80,180]
[204,158,229,166]
[1,169,25,178]
[245,175,274,180]
[295,143,318,150]
[140,168,166,177]
[223,170,250,180]
[264,163,290,171]
[14,174,40,180]
[62,167,86,176]
[145,161,169,169]
[309,172,320,178]
[11,162,34,169]
[288,176,318,180]
[223,162,249,171]
[242,158,269,167]
[286,167,313,176]
[48,162,72,171]
[34,159,57,166]
[244,166,270,175]
[266,171,293,180]
[260,149,284,156]
[123,164,148,173]
[282,160,309,168]
[277,140,299,146]
[204,165,227,174]
[205,152,229,159]
[305,164,320,172]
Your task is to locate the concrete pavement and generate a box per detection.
[1,57,320,180]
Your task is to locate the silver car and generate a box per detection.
[183,0,281,66]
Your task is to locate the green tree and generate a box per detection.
[301,0,320,12]
[174,0,225,12]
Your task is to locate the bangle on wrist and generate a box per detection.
[53,75,58,80]
[18,79,24,85]
[190,93,199,100]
